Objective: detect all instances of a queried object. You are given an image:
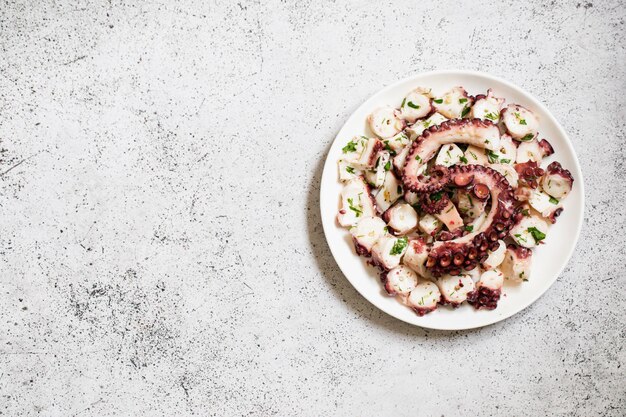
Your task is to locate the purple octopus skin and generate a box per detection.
[402,118,500,193]
[467,286,501,310]
[514,161,545,189]
[424,165,515,277]
[545,161,574,185]
[419,187,450,214]
[538,139,554,157]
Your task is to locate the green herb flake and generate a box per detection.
[500,158,511,164]
[342,140,357,153]
[527,226,546,242]
[549,196,559,205]
[389,237,408,255]
[347,197,362,217]
[434,99,443,104]
[415,154,422,162]
[521,209,530,216]
[485,149,499,164]
[461,106,471,117]
[520,133,535,141]
[469,151,477,160]
[431,191,443,202]
[485,112,499,121]
[407,101,420,109]
[345,166,355,174]
[459,98,468,104]
[464,225,474,232]
[459,155,468,164]
[514,233,527,243]
[401,97,406,108]
[384,161,391,171]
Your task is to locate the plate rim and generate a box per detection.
[319,69,585,330]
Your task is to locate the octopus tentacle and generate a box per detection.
[424,165,515,277]
[402,118,501,193]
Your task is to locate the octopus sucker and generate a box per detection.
[335,84,575,316]
[402,118,501,193]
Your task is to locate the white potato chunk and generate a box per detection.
[374,171,402,213]
[509,215,549,248]
[463,145,488,165]
[337,178,376,227]
[384,265,418,295]
[418,213,443,236]
[435,143,464,167]
[368,106,405,138]
[350,216,387,256]
[371,236,408,270]
[502,104,539,141]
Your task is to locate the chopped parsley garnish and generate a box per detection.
[485,149,499,164]
[345,166,355,174]
[485,112,499,121]
[389,237,408,255]
[347,197,362,217]
[459,98,468,104]
[514,233,527,243]
[519,119,527,125]
[433,98,443,104]
[423,120,431,128]
[383,140,393,153]
[459,155,468,164]
[446,150,452,159]
[500,158,511,164]
[521,209,530,216]
[520,133,535,141]
[469,151,477,160]
[514,112,527,125]
[384,161,391,171]
[401,97,406,108]
[464,225,474,232]
[527,227,546,242]
[431,191,443,202]
[415,154,422,162]
[467,193,474,207]
[407,101,420,109]
[461,106,471,117]
[549,196,559,205]
[342,140,357,153]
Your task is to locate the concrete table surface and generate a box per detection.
[1,1,624,416]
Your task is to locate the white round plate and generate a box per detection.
[320,70,584,330]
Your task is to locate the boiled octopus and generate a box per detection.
[335,85,575,317]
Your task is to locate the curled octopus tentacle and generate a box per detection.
[424,165,515,277]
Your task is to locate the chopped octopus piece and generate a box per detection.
[353,137,384,169]
[350,216,387,256]
[371,236,408,270]
[383,265,418,296]
[403,237,430,277]
[383,132,410,154]
[541,161,574,199]
[491,134,517,165]
[455,188,488,220]
[364,151,390,188]
[500,244,532,282]
[341,136,368,163]
[502,104,539,141]
[435,143,464,167]
[368,106,406,138]
[516,138,554,164]
[489,163,519,188]
[432,87,474,119]
[337,177,376,227]
[338,160,362,182]
[509,215,549,248]
[482,240,506,270]
[470,89,504,122]
[528,188,563,224]
[405,112,448,140]
[434,200,463,231]
[436,273,476,306]
[384,203,419,235]
[399,88,433,123]
[467,269,504,310]
[374,170,403,213]
[515,161,545,189]
[406,281,441,316]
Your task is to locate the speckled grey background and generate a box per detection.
[0,0,624,416]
